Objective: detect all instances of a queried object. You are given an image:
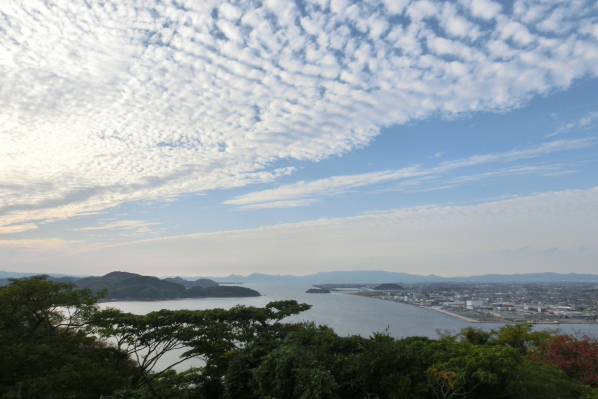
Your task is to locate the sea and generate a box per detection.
[102,281,598,371]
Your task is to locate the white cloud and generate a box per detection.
[1,0,598,229]
[9,187,598,276]
[74,220,160,231]
[547,110,598,137]
[580,111,598,126]
[465,0,502,20]
[225,166,423,206]
[0,223,38,234]
[382,0,410,15]
[237,199,319,210]
[225,138,594,208]
[219,3,242,20]
[434,165,574,186]
[434,138,594,170]
[0,238,71,249]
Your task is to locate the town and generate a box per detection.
[317,282,598,324]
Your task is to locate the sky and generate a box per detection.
[1,0,597,277]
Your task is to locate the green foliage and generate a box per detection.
[447,324,558,353]
[1,277,597,399]
[0,276,134,399]
[181,285,261,298]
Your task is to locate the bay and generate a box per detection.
[102,281,598,371]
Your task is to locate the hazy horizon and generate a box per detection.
[1,0,597,276]
[4,268,598,282]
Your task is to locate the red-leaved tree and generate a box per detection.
[532,333,598,387]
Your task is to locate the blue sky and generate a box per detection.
[1,0,597,276]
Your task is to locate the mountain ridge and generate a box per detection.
[2,270,597,285]
[207,270,598,283]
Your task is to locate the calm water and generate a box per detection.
[102,281,598,370]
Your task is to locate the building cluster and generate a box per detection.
[363,282,598,323]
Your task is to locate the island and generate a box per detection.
[181,285,261,298]
[306,288,331,294]
[75,271,260,300]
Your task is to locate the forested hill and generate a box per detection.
[163,276,219,288]
[74,272,259,300]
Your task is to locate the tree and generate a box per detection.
[533,334,598,387]
[2,278,596,399]
[90,308,199,391]
[91,300,312,396]
[0,276,134,399]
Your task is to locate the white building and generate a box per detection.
[466,300,485,309]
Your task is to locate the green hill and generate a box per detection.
[163,276,219,288]
[76,272,186,300]
[75,272,260,300]
[181,285,261,298]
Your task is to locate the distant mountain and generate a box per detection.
[207,270,446,283]
[446,272,598,283]
[210,270,598,284]
[0,274,80,287]
[214,273,297,282]
[3,270,598,290]
[0,270,86,279]
[163,277,219,289]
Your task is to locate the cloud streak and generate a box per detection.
[225,166,425,206]
[74,220,160,231]
[74,219,163,237]
[7,187,598,276]
[225,138,594,208]
[1,0,598,227]
[0,224,39,234]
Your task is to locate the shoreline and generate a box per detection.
[420,306,489,323]
[348,292,597,325]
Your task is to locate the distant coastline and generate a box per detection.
[5,270,598,284]
[348,289,597,325]
[1,271,261,301]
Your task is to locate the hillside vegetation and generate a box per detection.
[181,285,261,298]
[1,276,597,399]
[163,277,219,289]
[74,272,259,300]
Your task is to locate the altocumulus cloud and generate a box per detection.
[1,0,598,228]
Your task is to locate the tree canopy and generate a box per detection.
[1,276,597,399]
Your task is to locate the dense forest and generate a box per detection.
[1,276,597,399]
